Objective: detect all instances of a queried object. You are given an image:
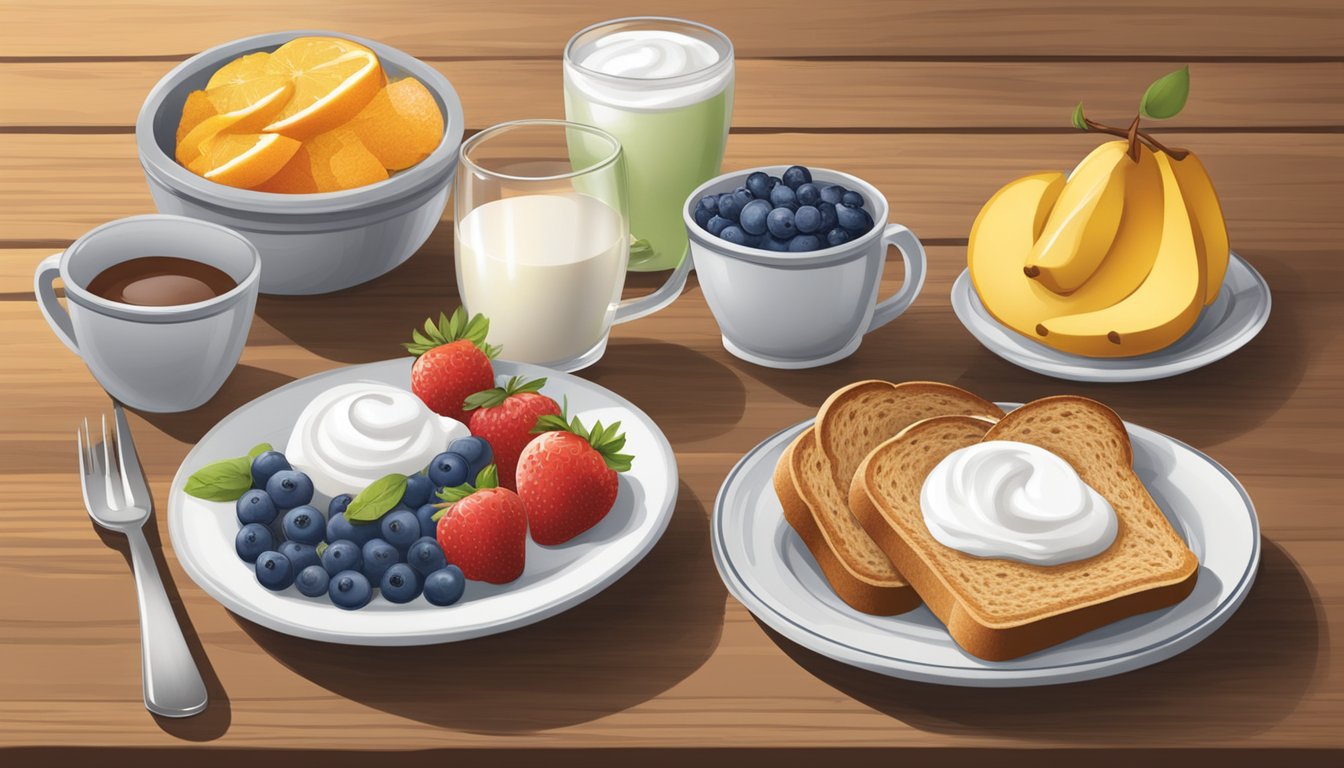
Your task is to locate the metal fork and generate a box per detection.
[77,403,208,718]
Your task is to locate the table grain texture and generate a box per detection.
[1,1,1340,766]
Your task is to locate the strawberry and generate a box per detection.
[433,465,527,584]
[404,307,501,422]
[465,376,561,490]
[516,412,634,546]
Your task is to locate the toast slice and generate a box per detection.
[773,427,920,615]
[849,398,1199,661]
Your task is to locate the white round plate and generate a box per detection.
[169,358,678,646]
[711,405,1260,687]
[951,251,1271,382]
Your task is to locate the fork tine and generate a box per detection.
[78,418,103,516]
[113,402,150,511]
[101,413,123,509]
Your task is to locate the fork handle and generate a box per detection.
[127,527,208,717]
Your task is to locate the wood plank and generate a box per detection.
[0,132,1337,250]
[5,60,1344,130]
[3,0,1342,58]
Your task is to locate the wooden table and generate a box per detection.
[2,2,1340,764]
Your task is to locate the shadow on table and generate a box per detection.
[88,512,231,741]
[582,338,747,442]
[234,481,725,733]
[132,365,296,445]
[761,538,1325,743]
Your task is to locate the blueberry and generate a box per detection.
[819,185,845,205]
[738,199,771,236]
[250,450,291,490]
[401,473,433,509]
[255,551,294,591]
[796,183,821,206]
[733,188,753,207]
[789,235,822,252]
[295,564,330,597]
[769,175,784,189]
[693,206,715,229]
[818,202,838,233]
[719,225,751,246]
[769,185,796,209]
[362,539,399,585]
[235,523,274,563]
[423,565,466,607]
[415,503,441,538]
[236,489,277,526]
[697,195,719,215]
[265,470,313,509]
[448,436,493,480]
[794,205,821,234]
[782,165,812,190]
[427,452,470,488]
[841,190,865,208]
[706,215,732,236]
[717,193,743,222]
[836,204,870,233]
[282,505,325,545]
[328,494,353,517]
[406,536,448,576]
[379,563,422,604]
[745,171,773,199]
[766,207,797,239]
[279,540,321,572]
[825,227,854,247]
[760,235,791,252]
[326,512,378,546]
[380,509,420,551]
[328,570,372,610]
[321,539,363,576]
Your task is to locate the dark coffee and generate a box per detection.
[86,256,236,307]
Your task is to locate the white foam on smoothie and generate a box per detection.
[566,29,733,111]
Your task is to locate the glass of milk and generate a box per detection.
[564,17,734,272]
[455,119,685,372]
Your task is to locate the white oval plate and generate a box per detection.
[712,405,1259,687]
[951,252,1271,382]
[169,358,678,646]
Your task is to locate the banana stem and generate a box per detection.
[1081,116,1190,160]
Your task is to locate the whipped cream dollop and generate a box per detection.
[920,441,1118,566]
[565,29,733,110]
[286,381,468,497]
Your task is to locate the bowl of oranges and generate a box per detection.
[136,31,464,295]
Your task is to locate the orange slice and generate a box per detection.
[262,37,383,140]
[188,132,301,189]
[347,78,445,170]
[175,83,294,166]
[307,129,389,192]
[176,90,219,145]
[204,51,291,114]
[252,143,319,194]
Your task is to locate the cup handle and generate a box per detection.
[866,224,927,333]
[34,252,80,355]
[612,252,693,325]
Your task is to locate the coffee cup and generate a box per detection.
[34,214,261,412]
[684,166,927,368]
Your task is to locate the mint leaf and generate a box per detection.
[346,473,408,523]
[247,443,273,459]
[1071,102,1087,131]
[1140,66,1190,120]
[184,456,253,501]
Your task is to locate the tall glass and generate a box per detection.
[564,17,734,272]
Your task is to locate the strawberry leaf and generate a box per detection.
[474,464,499,489]
[435,482,476,504]
[527,412,635,473]
[430,465,499,521]
[465,376,547,411]
[531,413,570,434]
[404,307,501,358]
[603,452,634,473]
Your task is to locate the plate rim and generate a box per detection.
[711,406,1261,686]
[167,357,679,646]
[950,251,1272,383]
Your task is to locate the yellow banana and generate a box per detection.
[1024,140,1131,294]
[1168,151,1229,305]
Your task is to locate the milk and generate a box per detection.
[455,193,628,366]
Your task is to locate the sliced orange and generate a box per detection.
[176,90,219,145]
[188,132,301,189]
[307,128,389,192]
[252,144,319,194]
[261,37,383,140]
[204,51,291,114]
[175,83,294,166]
[347,78,445,171]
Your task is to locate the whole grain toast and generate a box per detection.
[849,398,1199,661]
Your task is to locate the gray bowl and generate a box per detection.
[136,31,465,295]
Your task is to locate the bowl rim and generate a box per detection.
[135,30,465,216]
[683,165,891,268]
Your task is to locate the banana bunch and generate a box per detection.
[968,68,1230,358]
